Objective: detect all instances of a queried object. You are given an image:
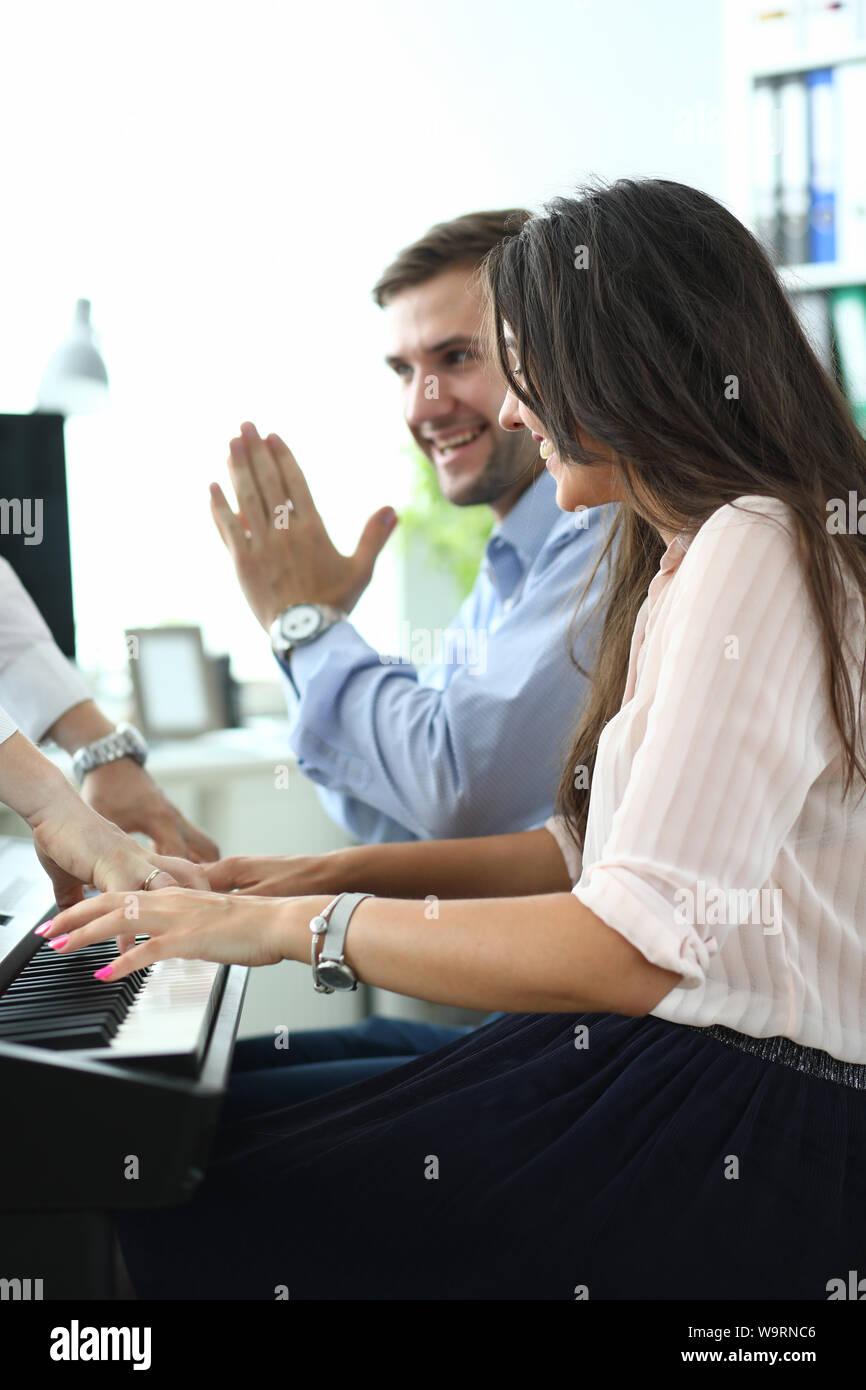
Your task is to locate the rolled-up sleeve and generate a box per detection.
[0,560,91,741]
[573,500,835,989]
[0,703,18,744]
[575,860,719,987]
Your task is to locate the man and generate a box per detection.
[0,558,218,861]
[209,210,610,858]
[202,211,613,1110]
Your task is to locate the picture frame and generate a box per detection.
[125,625,225,740]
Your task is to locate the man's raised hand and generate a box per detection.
[210,420,398,631]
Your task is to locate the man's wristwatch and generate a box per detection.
[309,892,373,992]
[269,603,346,659]
[71,722,149,788]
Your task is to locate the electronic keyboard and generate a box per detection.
[0,835,248,1298]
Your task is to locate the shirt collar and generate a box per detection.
[483,471,560,600]
[659,525,694,575]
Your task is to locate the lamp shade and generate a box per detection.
[36,298,110,417]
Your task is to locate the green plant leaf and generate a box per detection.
[395,444,493,597]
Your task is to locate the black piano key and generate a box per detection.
[0,998,126,1025]
[0,940,152,1050]
[0,1022,115,1049]
[0,992,127,1013]
[7,977,143,1000]
[0,1014,115,1041]
[0,1002,127,1030]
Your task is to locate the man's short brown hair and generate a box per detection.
[372,208,532,307]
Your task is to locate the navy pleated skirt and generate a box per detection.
[117,1010,866,1300]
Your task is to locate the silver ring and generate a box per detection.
[141,868,161,891]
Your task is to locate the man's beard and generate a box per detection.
[443,430,539,507]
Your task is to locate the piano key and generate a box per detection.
[0,939,224,1072]
[0,941,149,1050]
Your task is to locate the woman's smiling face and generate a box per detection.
[496,329,622,514]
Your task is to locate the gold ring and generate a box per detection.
[141,868,161,891]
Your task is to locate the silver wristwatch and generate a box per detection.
[269,603,346,659]
[309,892,373,992]
[71,722,149,787]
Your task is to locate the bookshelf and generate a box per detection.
[781,261,866,290]
[752,40,866,79]
[723,1,866,428]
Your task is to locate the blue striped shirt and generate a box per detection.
[279,471,612,842]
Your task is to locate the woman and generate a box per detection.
[0,705,204,912]
[45,179,866,1300]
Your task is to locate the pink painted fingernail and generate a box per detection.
[49,934,69,950]
[35,919,54,936]
[93,964,114,981]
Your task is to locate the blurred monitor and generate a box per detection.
[0,412,75,659]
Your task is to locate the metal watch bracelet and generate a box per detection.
[71,723,148,788]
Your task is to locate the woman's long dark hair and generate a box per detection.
[482,178,866,850]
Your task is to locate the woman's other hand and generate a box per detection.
[202,854,335,897]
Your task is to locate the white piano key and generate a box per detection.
[105,958,223,1061]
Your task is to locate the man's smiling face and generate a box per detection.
[383,266,537,515]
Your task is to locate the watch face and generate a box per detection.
[281,605,321,642]
[316,959,357,991]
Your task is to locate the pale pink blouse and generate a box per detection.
[546,495,866,1064]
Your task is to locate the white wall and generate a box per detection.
[0,0,725,685]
